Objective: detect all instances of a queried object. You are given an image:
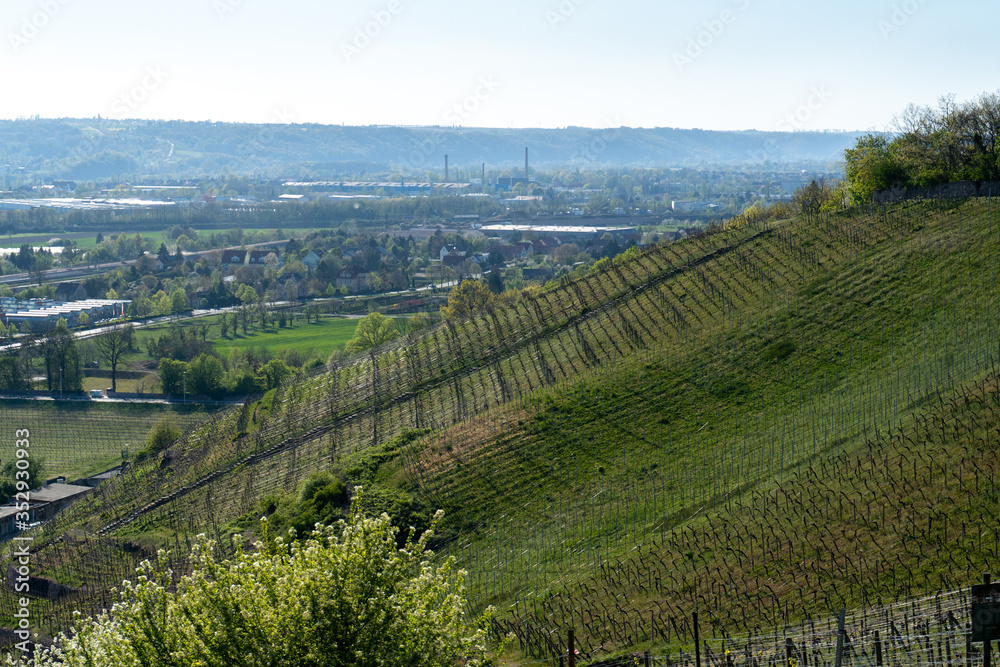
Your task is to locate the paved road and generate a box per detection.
[0,239,294,287]
[0,392,245,405]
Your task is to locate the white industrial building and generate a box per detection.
[0,298,130,330]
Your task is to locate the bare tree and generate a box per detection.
[94,323,135,392]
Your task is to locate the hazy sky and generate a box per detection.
[1,0,996,132]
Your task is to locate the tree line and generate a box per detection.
[844,89,1000,203]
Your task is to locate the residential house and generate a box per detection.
[514,241,537,257]
[301,250,321,269]
[247,250,280,267]
[220,249,280,268]
[485,244,525,262]
[336,268,370,291]
[520,267,552,281]
[222,250,248,267]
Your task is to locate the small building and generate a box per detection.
[0,483,95,537]
[480,225,636,244]
[442,253,468,268]
[222,250,248,267]
[247,250,279,266]
[301,251,321,269]
[521,267,552,281]
[486,244,526,262]
[0,506,22,538]
[29,483,95,521]
[336,268,370,292]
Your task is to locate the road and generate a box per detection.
[0,239,295,287]
[0,392,245,405]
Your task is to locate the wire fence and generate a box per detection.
[507,588,992,667]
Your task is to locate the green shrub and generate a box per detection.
[134,419,182,463]
[19,495,496,667]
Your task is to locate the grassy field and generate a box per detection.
[6,199,1000,663]
[127,312,366,365]
[212,316,361,360]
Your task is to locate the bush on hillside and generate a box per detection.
[16,495,496,667]
[134,419,182,463]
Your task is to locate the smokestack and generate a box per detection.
[445,154,449,182]
[525,147,529,179]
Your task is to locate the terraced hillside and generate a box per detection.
[3,198,999,663]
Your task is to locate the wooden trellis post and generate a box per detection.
[972,572,1000,667]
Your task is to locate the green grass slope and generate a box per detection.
[2,199,999,663]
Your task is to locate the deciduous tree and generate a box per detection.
[24,496,494,667]
[93,323,135,392]
[345,312,399,353]
[441,279,494,321]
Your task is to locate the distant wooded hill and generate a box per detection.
[0,118,862,181]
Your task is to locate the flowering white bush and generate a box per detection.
[13,500,494,666]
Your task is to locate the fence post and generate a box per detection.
[874,629,883,667]
[968,623,974,667]
[644,649,651,667]
[987,573,994,667]
[568,628,575,667]
[693,612,701,667]
[785,637,793,666]
[834,609,846,667]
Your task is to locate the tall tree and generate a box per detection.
[30,251,54,285]
[156,242,171,268]
[843,133,907,204]
[345,312,399,353]
[94,323,135,392]
[39,320,82,392]
[0,355,26,392]
[442,279,495,321]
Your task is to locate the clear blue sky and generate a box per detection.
[1,0,996,132]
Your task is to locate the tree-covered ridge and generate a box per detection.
[0,119,862,180]
[844,90,1000,202]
